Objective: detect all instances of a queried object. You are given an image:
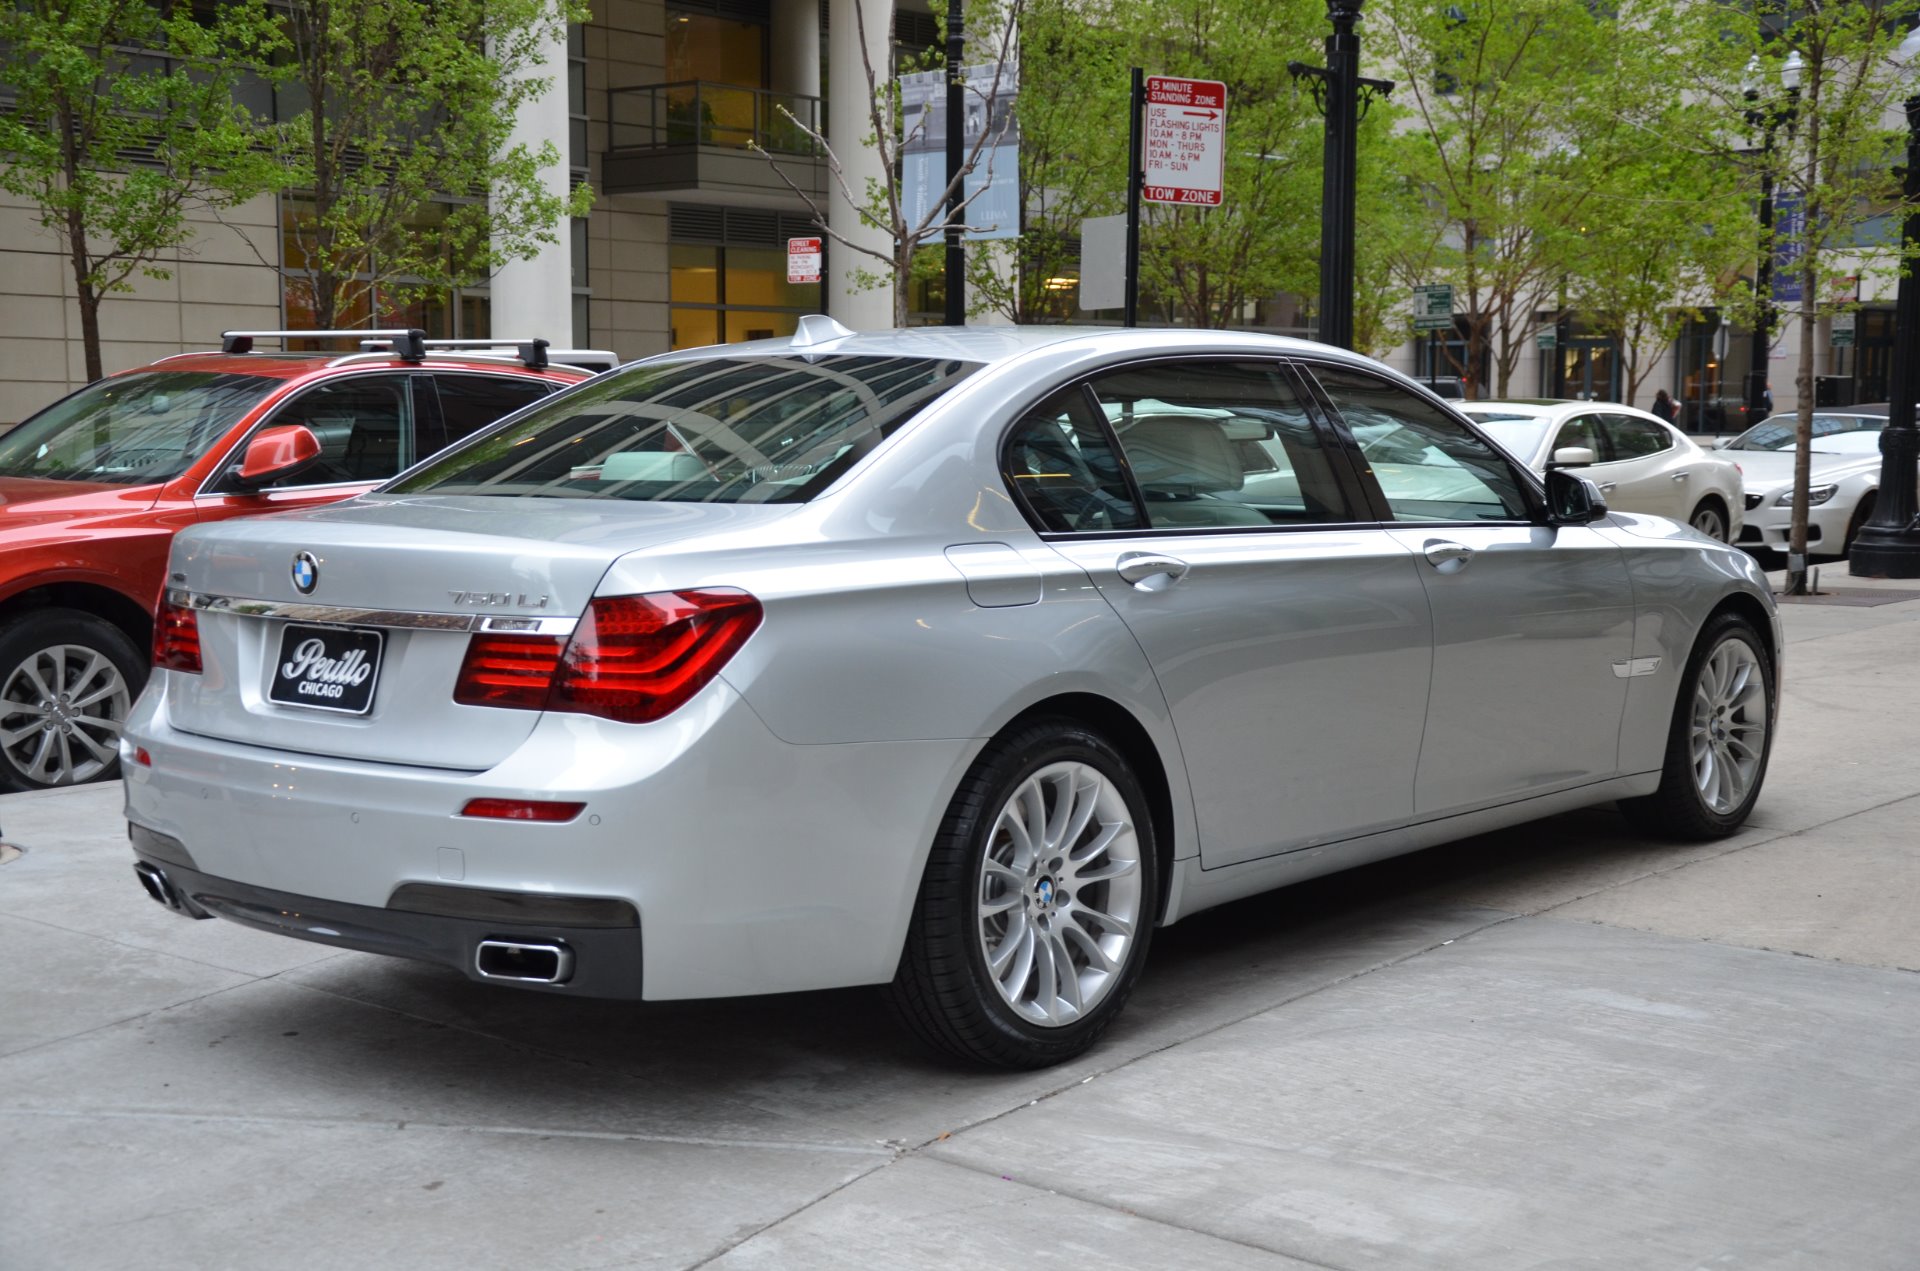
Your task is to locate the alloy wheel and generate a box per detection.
[0,643,131,786]
[1692,504,1728,542]
[1689,636,1767,815]
[975,760,1144,1027]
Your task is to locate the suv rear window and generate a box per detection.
[388,355,979,504]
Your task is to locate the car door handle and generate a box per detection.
[1116,552,1189,591]
[1423,540,1474,573]
[1671,472,1690,482]
[1598,482,1617,493]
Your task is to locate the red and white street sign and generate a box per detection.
[787,236,822,284]
[1142,76,1227,207]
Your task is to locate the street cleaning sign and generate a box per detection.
[1142,76,1227,206]
[786,237,822,285]
[1412,284,1454,331]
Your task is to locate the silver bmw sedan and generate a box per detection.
[124,324,1780,1069]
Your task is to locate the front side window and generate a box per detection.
[234,374,416,490]
[389,355,979,504]
[1089,361,1356,529]
[1552,415,1606,460]
[0,372,276,485]
[1603,415,1673,459]
[1310,364,1531,523]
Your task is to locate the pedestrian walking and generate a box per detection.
[1651,389,1678,424]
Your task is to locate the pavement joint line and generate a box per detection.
[0,1106,895,1157]
[0,904,351,984]
[680,1159,898,1269]
[0,957,306,1065]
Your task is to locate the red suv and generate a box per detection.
[0,329,605,791]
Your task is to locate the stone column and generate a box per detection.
[770,0,821,98]
[490,21,576,345]
[827,0,895,329]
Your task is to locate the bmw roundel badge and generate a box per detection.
[291,551,320,595]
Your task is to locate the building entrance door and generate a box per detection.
[1560,340,1619,401]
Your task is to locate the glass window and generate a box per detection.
[0,372,275,485]
[1003,389,1142,533]
[671,245,721,303]
[1602,415,1672,459]
[725,248,818,309]
[1552,415,1606,460]
[433,375,554,447]
[1089,361,1354,529]
[390,355,979,505]
[250,375,416,488]
[1311,364,1530,523]
[666,12,768,87]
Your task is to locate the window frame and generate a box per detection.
[197,370,430,497]
[1293,359,1548,527]
[998,355,1381,539]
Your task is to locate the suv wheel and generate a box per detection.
[0,609,144,791]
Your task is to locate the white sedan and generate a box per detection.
[1719,407,1888,558]
[1464,400,1745,542]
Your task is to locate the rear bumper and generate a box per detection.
[130,825,645,997]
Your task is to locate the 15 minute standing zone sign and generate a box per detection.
[1142,76,1227,206]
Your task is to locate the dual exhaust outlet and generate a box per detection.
[135,862,575,986]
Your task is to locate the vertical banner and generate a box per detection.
[900,62,1020,240]
[1772,194,1805,303]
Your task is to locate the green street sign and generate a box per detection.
[1412,284,1454,331]
[1536,328,1557,350]
[1832,312,1856,348]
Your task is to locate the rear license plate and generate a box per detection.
[268,623,383,715]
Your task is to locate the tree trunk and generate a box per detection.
[57,98,104,382]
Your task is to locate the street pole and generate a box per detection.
[1288,3,1390,351]
[1846,90,1920,577]
[1318,1,1361,351]
[1124,67,1143,328]
[943,0,965,326]
[1747,117,1775,428]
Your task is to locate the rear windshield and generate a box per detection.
[388,354,980,503]
[0,371,275,484]
[1728,413,1884,451]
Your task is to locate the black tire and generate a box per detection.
[886,718,1160,1069]
[1619,611,1775,841]
[0,608,146,793]
[1689,498,1731,543]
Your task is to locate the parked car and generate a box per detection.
[0,330,604,791]
[124,323,1779,1068]
[1463,399,1745,542]
[1719,406,1890,558]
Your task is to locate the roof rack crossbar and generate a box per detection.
[223,328,427,362]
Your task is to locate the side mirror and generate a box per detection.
[1548,446,1596,468]
[230,425,321,492]
[1544,466,1608,524]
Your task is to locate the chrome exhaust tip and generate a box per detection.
[475,939,574,985]
[133,861,178,910]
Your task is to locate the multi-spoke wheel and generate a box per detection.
[1621,612,1774,840]
[888,719,1159,1068]
[1689,499,1730,543]
[0,610,144,792]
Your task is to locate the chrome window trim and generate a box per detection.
[173,591,577,636]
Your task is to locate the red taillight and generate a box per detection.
[453,633,566,710]
[153,594,202,674]
[451,589,762,724]
[552,589,762,724]
[459,798,584,822]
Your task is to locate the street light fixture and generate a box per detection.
[1743,52,1800,432]
[1847,24,1920,577]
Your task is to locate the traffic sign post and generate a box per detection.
[1411,284,1454,331]
[1124,71,1228,327]
[1141,76,1227,207]
[786,237,822,286]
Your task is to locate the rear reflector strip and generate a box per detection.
[459,799,585,823]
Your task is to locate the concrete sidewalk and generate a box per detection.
[4,570,1920,1269]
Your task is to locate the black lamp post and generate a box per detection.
[1847,26,1920,577]
[1289,2,1392,351]
[942,0,966,325]
[1742,51,1800,431]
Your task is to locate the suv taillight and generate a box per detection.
[452,589,761,724]
[153,592,202,673]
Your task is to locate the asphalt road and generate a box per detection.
[5,565,1920,1269]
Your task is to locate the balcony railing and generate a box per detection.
[608,81,821,156]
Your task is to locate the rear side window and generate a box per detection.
[1004,389,1143,532]
[1089,361,1356,529]
[433,374,554,447]
[389,355,978,504]
[1309,364,1531,523]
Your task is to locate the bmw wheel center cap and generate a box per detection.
[291,551,320,595]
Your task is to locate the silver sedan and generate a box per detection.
[123,325,1781,1068]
